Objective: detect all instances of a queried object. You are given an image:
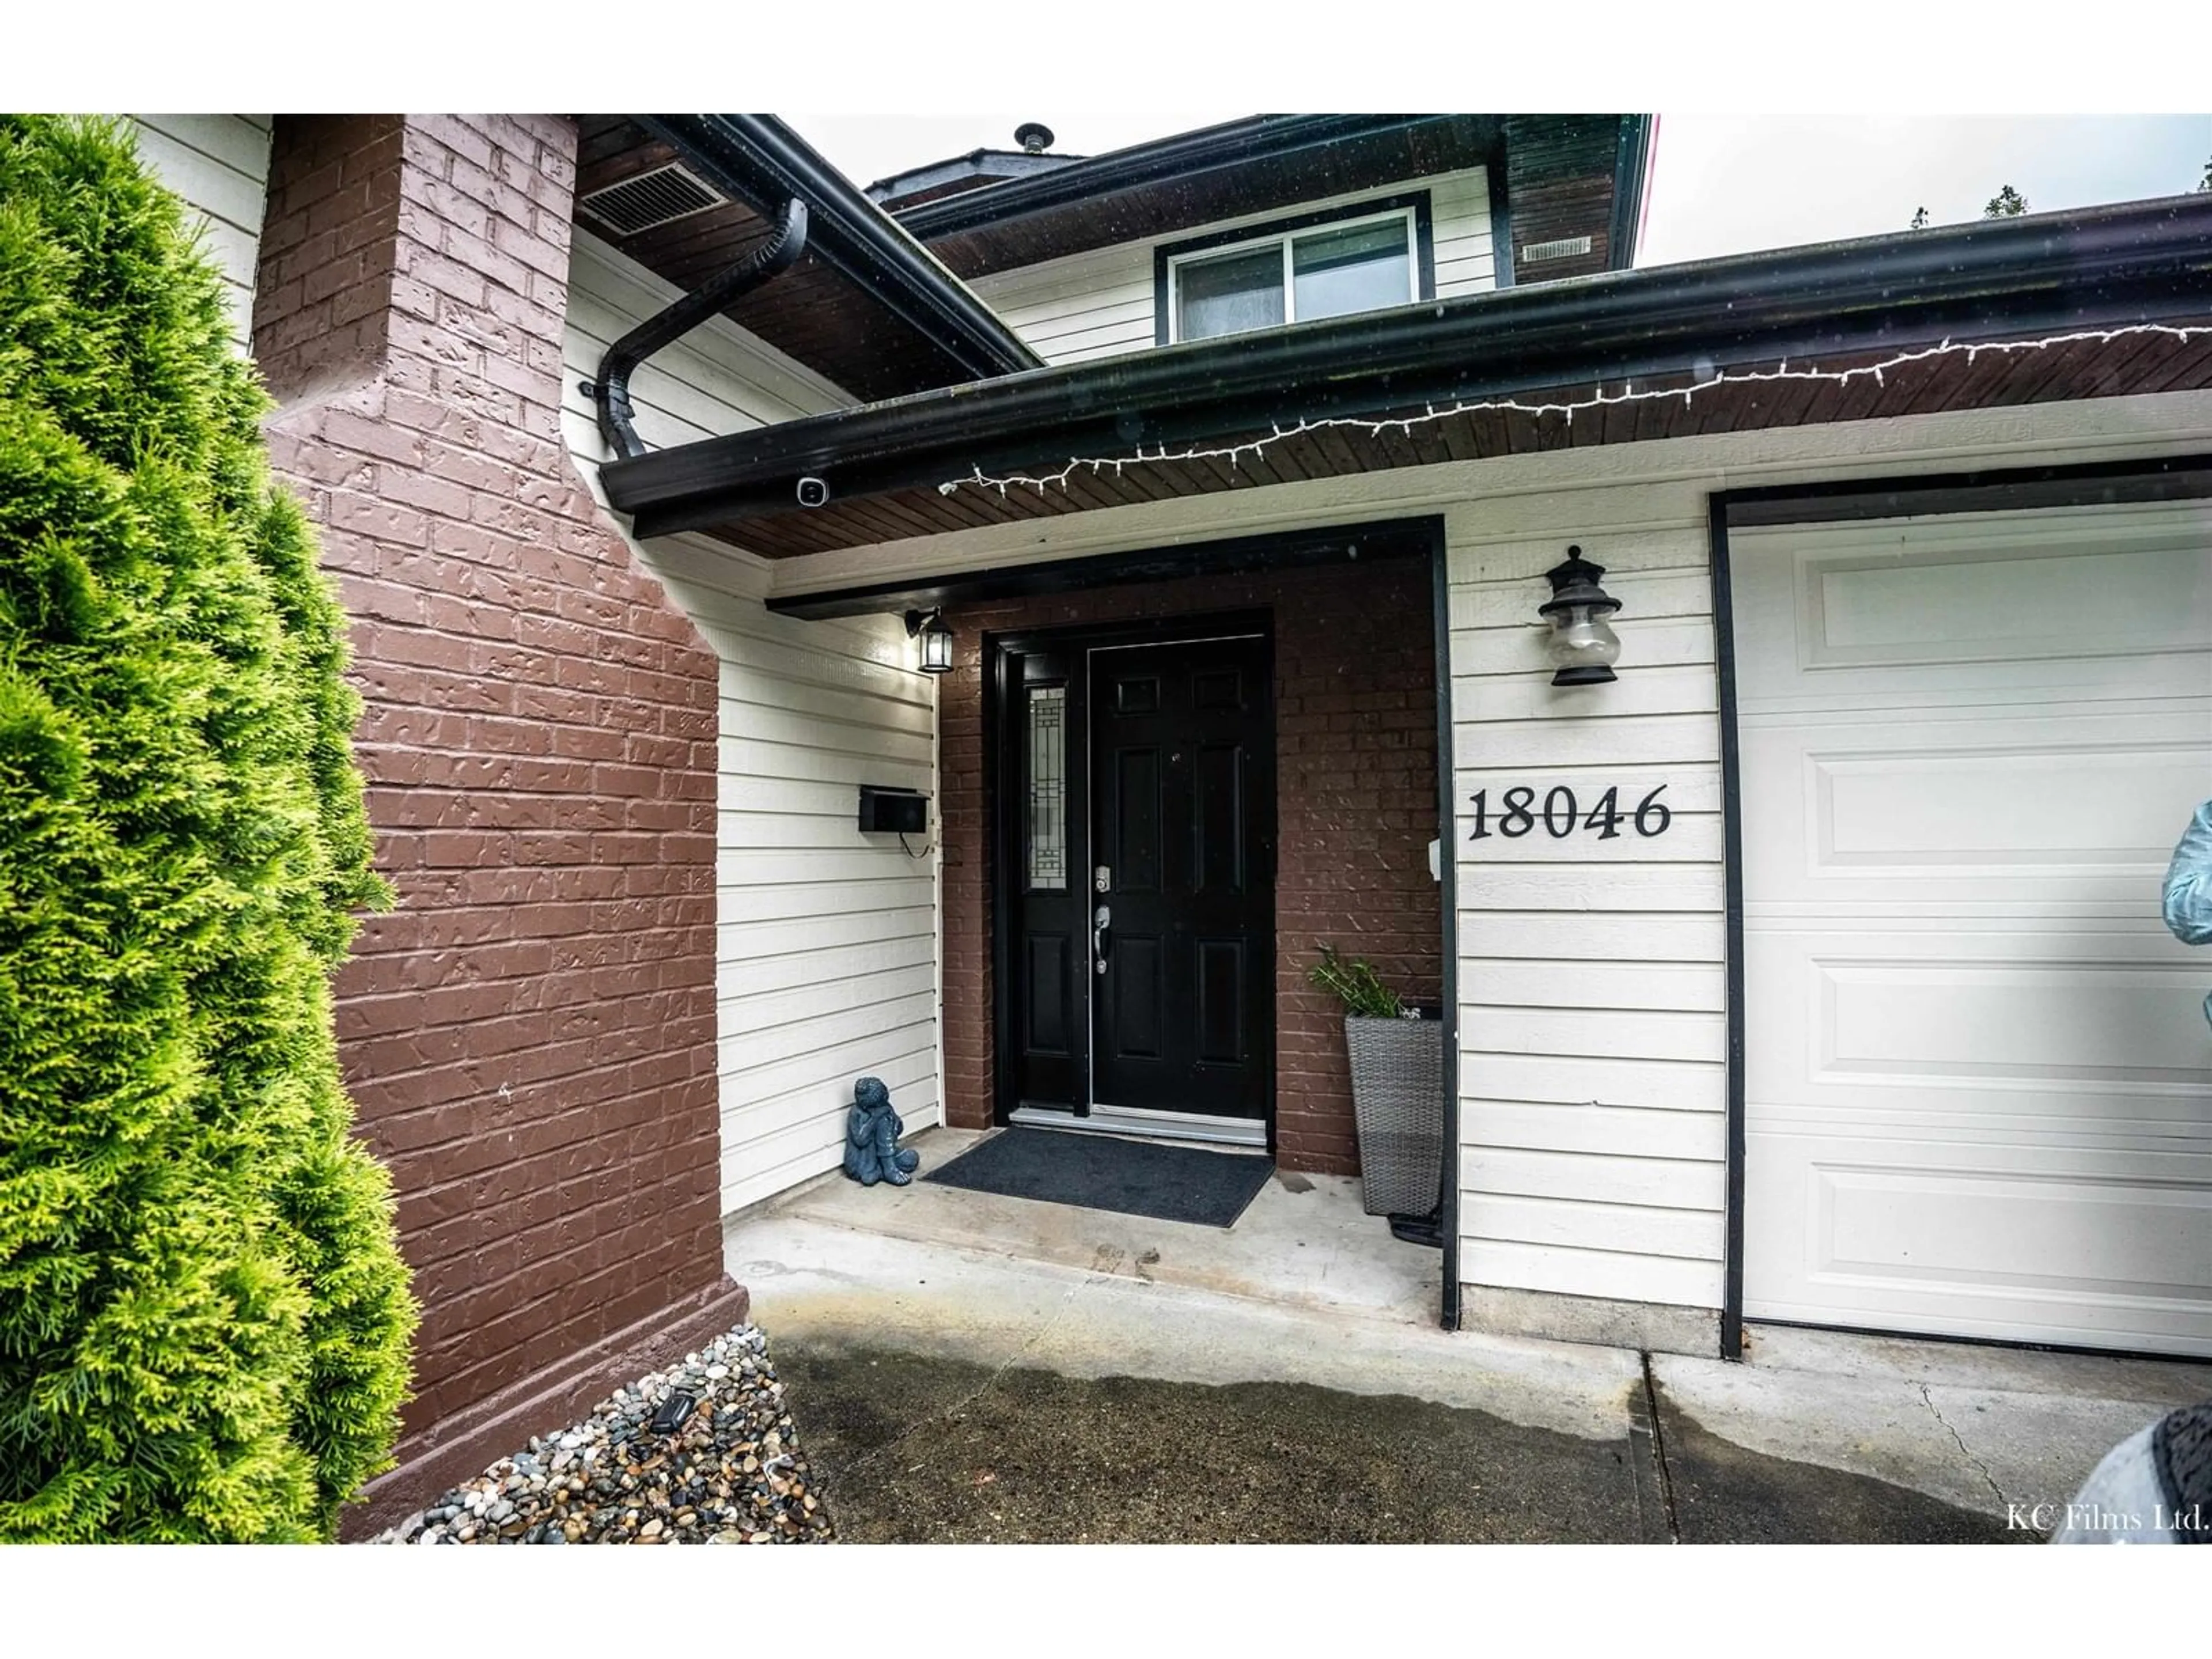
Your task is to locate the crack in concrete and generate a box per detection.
[1638,1352,1681,1543]
[1918,1383,2008,1510]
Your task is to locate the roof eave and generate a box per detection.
[867,147,1086,208]
[600,194,2212,538]
[637,113,1043,382]
[889,114,1460,240]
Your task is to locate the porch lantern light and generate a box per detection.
[905,607,955,675]
[1539,546,1623,687]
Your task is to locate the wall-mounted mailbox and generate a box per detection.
[857,785,928,835]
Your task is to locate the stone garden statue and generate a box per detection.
[843,1075,921,1187]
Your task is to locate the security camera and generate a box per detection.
[796,476,830,508]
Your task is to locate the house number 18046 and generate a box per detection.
[1468,785,1671,840]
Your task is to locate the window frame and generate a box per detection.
[1153,192,1437,347]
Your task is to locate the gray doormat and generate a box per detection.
[925,1128,1273,1229]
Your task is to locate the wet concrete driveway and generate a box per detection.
[734,1147,2210,1545]
[779,1339,2032,1544]
[781,1343,1652,1543]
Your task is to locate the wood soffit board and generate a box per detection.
[574,116,981,402]
[683,328,2212,559]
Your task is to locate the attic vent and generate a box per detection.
[1518,234,1594,265]
[577,163,725,237]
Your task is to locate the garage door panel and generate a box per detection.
[1801,541,2210,671]
[1807,743,2203,870]
[1730,502,2212,696]
[1747,931,2211,1086]
[1748,931,2212,1136]
[1733,498,2212,1357]
[1746,1130,2212,1354]
[1816,961,2207,1088]
[1740,712,2206,908]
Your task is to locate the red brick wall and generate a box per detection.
[252,115,741,1521]
[940,556,1442,1175]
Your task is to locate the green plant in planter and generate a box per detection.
[1306,945,1413,1019]
[0,115,415,1541]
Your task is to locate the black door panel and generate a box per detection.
[1091,635,1274,1118]
[1023,934,1072,1057]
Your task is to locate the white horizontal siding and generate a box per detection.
[698,590,937,1221]
[1464,1194,1724,1260]
[130,115,271,352]
[559,243,937,1240]
[970,165,1495,366]
[1448,472,1730,1315]
[1459,1239,1719,1308]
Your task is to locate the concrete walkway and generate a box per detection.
[729,1130,2211,1543]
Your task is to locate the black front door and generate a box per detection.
[1089,634,1275,1120]
[999,624,1276,1129]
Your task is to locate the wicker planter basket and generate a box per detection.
[1344,1013,1444,1218]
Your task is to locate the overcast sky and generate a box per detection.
[1637,115,2210,264]
[788,112,2212,270]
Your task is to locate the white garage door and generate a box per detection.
[1733,498,2212,1357]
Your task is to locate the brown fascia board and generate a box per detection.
[597,192,2212,539]
[896,115,1502,274]
[887,114,1646,280]
[867,149,1087,211]
[893,115,1444,235]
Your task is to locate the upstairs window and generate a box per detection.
[1162,202,1427,344]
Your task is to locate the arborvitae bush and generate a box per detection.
[0,115,416,1541]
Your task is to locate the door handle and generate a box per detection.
[1093,904,1111,974]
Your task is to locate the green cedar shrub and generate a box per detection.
[0,115,416,1541]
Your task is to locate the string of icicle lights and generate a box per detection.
[935,323,2212,499]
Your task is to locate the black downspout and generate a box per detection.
[586,197,809,461]
[1432,525,1462,1331]
[1710,503,1748,1361]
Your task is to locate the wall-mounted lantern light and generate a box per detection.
[905,608,955,675]
[1539,546,1623,687]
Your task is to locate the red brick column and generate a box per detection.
[252,115,743,1535]
[938,557,1442,1175]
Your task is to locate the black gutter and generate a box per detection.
[601,192,2212,537]
[892,115,1456,239]
[589,198,809,460]
[636,115,1041,383]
